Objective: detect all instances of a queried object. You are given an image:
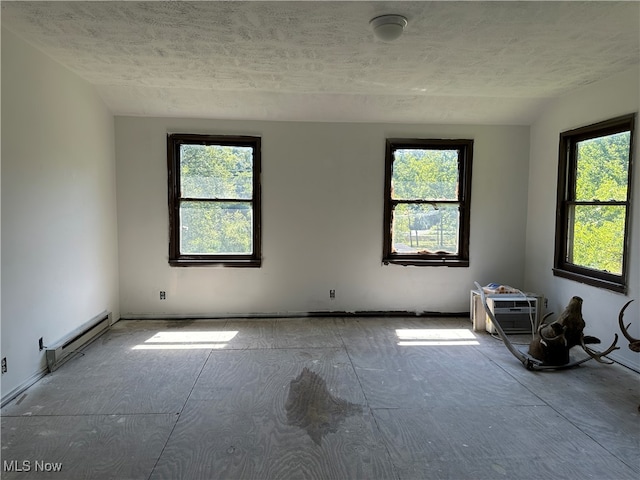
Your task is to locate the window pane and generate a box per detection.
[180,144,253,199]
[392,149,459,200]
[575,132,630,202]
[180,201,253,254]
[568,204,625,274]
[392,203,459,254]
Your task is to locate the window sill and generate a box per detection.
[169,258,261,268]
[552,268,626,294]
[383,256,469,267]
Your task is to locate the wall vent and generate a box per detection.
[46,311,112,372]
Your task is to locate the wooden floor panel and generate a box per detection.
[1,413,176,480]
[1,346,210,416]
[150,400,396,480]
[373,405,639,479]
[2,317,638,479]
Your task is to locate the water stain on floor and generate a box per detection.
[285,367,362,445]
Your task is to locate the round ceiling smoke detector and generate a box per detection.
[370,14,408,42]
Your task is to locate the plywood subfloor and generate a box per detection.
[2,317,639,479]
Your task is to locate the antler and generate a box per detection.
[539,323,566,342]
[580,334,619,364]
[618,299,640,352]
[539,312,554,325]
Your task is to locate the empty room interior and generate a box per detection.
[1,1,640,479]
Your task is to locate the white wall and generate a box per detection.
[525,67,640,370]
[1,29,120,400]
[116,117,530,317]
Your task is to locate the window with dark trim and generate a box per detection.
[553,114,635,293]
[167,134,261,267]
[383,138,473,266]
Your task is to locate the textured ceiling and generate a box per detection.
[2,1,639,124]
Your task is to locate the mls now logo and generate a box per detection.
[4,460,63,472]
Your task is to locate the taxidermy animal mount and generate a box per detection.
[527,296,614,366]
[474,282,619,370]
[528,320,570,366]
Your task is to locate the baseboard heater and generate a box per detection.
[46,311,112,372]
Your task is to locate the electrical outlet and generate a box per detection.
[39,337,44,351]
[329,289,336,299]
[160,291,166,300]
[1,357,7,374]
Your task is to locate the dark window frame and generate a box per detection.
[167,133,262,267]
[553,114,635,293]
[383,138,473,267]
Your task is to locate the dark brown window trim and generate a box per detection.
[167,133,262,267]
[383,138,473,267]
[552,268,626,294]
[553,114,635,293]
[384,257,470,268]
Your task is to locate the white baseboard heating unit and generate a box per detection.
[46,311,112,372]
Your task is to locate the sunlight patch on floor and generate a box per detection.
[132,331,238,350]
[395,328,479,346]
